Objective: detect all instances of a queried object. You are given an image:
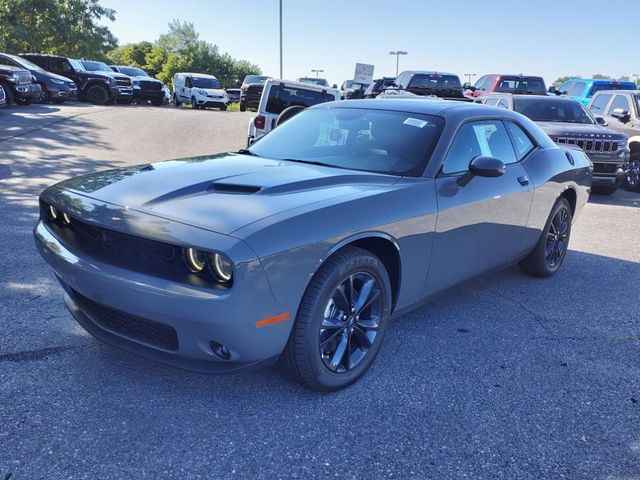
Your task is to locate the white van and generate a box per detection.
[172,72,228,110]
[247,78,340,145]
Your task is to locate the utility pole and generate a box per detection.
[389,51,407,77]
[279,0,283,78]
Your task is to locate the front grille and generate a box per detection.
[556,137,619,153]
[593,163,619,174]
[70,287,179,351]
[116,77,132,87]
[41,202,219,288]
[140,80,162,91]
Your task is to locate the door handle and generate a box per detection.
[517,176,529,186]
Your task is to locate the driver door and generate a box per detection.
[426,120,534,295]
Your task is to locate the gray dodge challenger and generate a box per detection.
[34,99,592,391]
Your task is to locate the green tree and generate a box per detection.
[0,0,117,59]
[619,75,631,81]
[107,41,153,69]
[592,74,611,79]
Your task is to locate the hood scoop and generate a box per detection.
[207,183,262,195]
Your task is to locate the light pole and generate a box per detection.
[389,51,407,76]
[279,0,283,78]
[311,69,324,78]
[464,73,476,85]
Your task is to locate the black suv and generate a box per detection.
[393,71,470,100]
[588,90,640,191]
[0,52,76,103]
[240,75,270,111]
[20,54,120,105]
[478,93,629,194]
[0,64,36,105]
[110,65,164,106]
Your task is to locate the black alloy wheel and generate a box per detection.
[320,272,382,373]
[545,205,570,269]
[520,197,572,277]
[282,246,392,391]
[625,153,640,192]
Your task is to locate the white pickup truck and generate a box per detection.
[247,78,341,146]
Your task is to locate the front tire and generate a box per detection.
[282,246,392,391]
[239,101,246,112]
[624,153,640,192]
[85,85,109,105]
[173,94,180,107]
[519,197,572,278]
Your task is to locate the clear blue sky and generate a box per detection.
[101,0,639,87]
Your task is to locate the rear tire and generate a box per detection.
[519,197,572,278]
[281,246,392,391]
[151,97,163,107]
[173,94,180,107]
[191,96,197,109]
[85,85,109,105]
[276,105,306,127]
[624,153,640,192]
[239,101,246,112]
[220,105,227,111]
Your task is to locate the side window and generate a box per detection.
[442,121,517,174]
[0,56,14,66]
[569,82,587,98]
[608,95,631,114]
[185,77,193,88]
[473,75,486,91]
[395,73,407,88]
[589,93,612,114]
[497,99,509,109]
[485,98,499,106]
[505,122,535,160]
[558,81,573,95]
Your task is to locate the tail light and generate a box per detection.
[254,115,265,129]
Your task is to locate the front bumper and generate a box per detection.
[116,86,133,100]
[47,84,77,99]
[132,88,164,101]
[591,160,628,187]
[33,216,291,373]
[196,96,227,108]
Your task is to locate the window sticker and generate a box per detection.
[403,117,428,128]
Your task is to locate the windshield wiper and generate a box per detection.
[237,149,259,156]
[280,158,334,168]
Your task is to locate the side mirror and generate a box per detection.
[611,108,630,122]
[595,116,607,126]
[457,156,506,186]
[462,82,476,92]
[332,84,338,89]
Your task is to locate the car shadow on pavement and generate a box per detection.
[589,189,640,208]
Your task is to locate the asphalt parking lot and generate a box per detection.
[1,103,639,479]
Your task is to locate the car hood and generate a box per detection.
[54,153,400,235]
[130,75,162,83]
[195,88,226,95]
[535,121,627,139]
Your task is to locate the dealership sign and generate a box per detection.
[354,63,374,84]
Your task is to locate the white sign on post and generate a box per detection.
[354,63,374,84]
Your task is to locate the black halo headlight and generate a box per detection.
[48,205,58,220]
[210,253,233,283]
[185,247,207,273]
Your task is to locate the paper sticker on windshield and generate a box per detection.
[403,117,428,128]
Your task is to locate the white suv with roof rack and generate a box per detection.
[247,78,341,146]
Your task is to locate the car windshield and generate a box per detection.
[248,107,443,177]
[192,77,221,89]
[118,66,148,77]
[69,58,85,71]
[244,75,269,84]
[7,54,44,72]
[495,76,546,94]
[514,98,595,124]
[409,74,461,90]
[81,61,112,72]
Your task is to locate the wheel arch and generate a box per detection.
[320,232,402,311]
[559,187,577,215]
